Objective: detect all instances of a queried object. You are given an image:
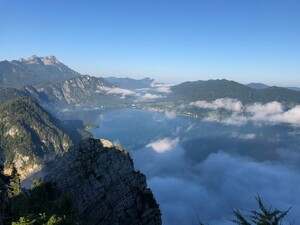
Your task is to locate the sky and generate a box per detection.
[0,0,299,85]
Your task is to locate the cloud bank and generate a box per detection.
[146,137,179,153]
[164,111,177,119]
[141,93,163,99]
[190,99,300,126]
[97,86,136,96]
[92,108,300,225]
[134,142,300,225]
[156,86,172,93]
[190,98,243,112]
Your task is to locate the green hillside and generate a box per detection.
[171,79,300,104]
[0,97,90,179]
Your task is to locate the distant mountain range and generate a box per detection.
[172,79,300,104]
[246,83,270,89]
[1,55,300,225]
[0,55,80,87]
[1,55,300,109]
[247,82,300,91]
[287,87,300,91]
[105,77,154,89]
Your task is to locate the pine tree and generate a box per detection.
[8,166,21,198]
[231,196,293,225]
[0,164,12,225]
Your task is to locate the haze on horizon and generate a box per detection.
[1,0,300,86]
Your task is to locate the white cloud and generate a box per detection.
[135,149,300,225]
[270,106,300,125]
[135,93,164,102]
[156,86,172,93]
[192,99,300,127]
[231,132,256,140]
[142,93,163,99]
[150,82,173,93]
[235,103,300,126]
[150,81,156,87]
[246,102,283,119]
[190,98,243,112]
[146,137,179,153]
[164,111,177,119]
[96,86,135,96]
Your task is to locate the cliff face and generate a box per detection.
[0,97,91,180]
[36,75,114,106]
[46,138,161,225]
[0,98,72,179]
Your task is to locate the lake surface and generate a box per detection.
[91,109,300,225]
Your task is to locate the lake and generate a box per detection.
[90,109,300,225]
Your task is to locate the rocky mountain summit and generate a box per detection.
[46,138,161,225]
[0,55,80,87]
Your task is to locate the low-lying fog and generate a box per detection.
[77,107,300,225]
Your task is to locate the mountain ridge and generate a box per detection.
[0,55,80,88]
[247,82,269,89]
[105,76,154,90]
[171,79,300,104]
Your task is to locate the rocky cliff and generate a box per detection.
[35,75,115,106]
[46,138,161,225]
[0,97,90,179]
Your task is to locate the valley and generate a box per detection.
[1,55,300,225]
[2,1,299,224]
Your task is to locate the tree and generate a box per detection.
[0,164,12,225]
[231,196,293,225]
[8,166,21,198]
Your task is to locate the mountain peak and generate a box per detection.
[1,55,80,87]
[40,55,60,65]
[26,55,43,64]
[16,55,60,65]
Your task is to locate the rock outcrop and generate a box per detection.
[46,138,161,225]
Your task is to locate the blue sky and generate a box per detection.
[0,0,299,85]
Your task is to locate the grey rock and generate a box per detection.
[37,75,113,106]
[46,138,161,225]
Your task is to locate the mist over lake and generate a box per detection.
[88,109,300,225]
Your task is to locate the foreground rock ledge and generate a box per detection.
[46,138,161,225]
